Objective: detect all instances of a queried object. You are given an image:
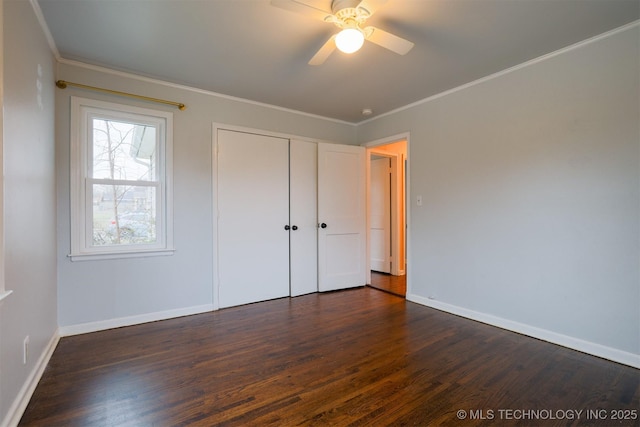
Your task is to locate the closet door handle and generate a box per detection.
[292,225,298,231]
[284,225,290,231]
[320,223,327,229]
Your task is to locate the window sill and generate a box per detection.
[0,290,13,304]
[69,248,176,262]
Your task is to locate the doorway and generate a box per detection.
[366,137,408,297]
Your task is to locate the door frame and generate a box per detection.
[362,133,411,293]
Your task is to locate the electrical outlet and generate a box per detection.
[23,336,30,365]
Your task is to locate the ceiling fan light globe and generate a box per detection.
[335,28,365,54]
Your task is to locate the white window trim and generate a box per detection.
[69,96,174,261]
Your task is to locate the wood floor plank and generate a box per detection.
[19,288,639,426]
[369,272,406,297]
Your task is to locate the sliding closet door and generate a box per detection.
[290,140,317,296]
[317,143,367,291]
[217,129,290,308]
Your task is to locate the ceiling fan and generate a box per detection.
[271,0,414,65]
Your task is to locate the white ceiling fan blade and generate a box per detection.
[356,0,388,17]
[309,35,337,65]
[270,0,333,22]
[364,26,414,55]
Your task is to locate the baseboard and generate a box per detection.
[58,304,215,337]
[406,293,640,369]
[2,330,60,427]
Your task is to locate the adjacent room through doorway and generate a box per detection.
[367,138,408,297]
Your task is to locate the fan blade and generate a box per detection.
[309,35,337,65]
[364,26,414,55]
[356,0,388,17]
[270,0,333,22]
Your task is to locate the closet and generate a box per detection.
[215,127,365,309]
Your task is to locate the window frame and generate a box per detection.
[69,96,174,261]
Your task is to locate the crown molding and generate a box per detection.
[28,1,638,128]
[29,0,61,61]
[56,58,356,127]
[358,20,640,126]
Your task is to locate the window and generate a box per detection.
[70,97,173,260]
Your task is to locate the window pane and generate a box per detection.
[92,184,157,246]
[92,118,157,181]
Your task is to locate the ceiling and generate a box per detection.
[37,0,639,123]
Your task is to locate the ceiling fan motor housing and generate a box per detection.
[331,0,362,13]
[331,0,371,28]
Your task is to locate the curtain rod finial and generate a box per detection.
[56,80,68,89]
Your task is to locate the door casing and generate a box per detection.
[363,133,410,291]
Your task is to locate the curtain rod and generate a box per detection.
[55,80,186,111]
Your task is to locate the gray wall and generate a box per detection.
[1,0,58,424]
[358,25,639,359]
[55,62,357,328]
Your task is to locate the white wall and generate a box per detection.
[1,0,58,425]
[358,24,640,366]
[55,62,357,330]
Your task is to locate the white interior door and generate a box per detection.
[317,143,366,292]
[370,157,391,273]
[290,140,318,296]
[217,129,290,308]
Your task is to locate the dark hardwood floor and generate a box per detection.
[369,271,406,297]
[20,288,639,426]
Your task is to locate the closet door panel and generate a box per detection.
[317,143,367,291]
[290,140,317,297]
[217,129,290,308]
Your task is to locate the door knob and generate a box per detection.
[292,225,298,231]
[320,223,327,229]
[284,225,290,230]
